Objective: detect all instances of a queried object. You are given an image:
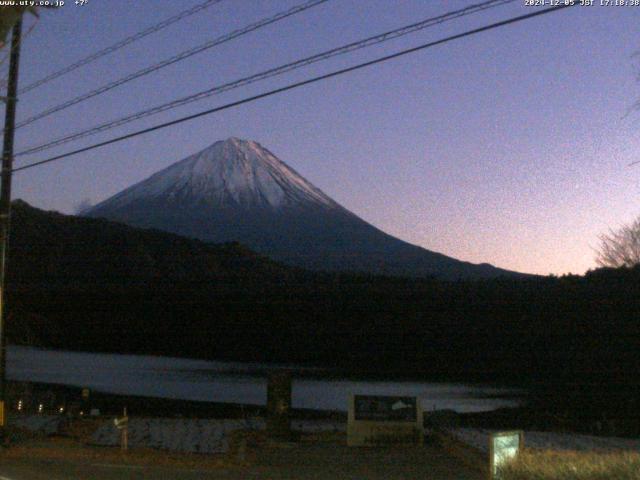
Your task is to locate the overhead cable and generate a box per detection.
[13,4,576,174]
[18,0,226,95]
[16,0,514,157]
[13,0,330,130]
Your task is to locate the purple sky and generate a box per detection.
[4,0,640,275]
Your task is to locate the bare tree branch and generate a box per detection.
[596,216,640,268]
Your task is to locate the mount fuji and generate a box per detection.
[85,138,522,280]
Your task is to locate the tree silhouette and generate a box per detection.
[596,215,640,268]
[0,7,38,49]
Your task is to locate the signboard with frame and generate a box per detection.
[489,430,523,479]
[347,394,423,446]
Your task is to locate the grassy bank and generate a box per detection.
[501,450,640,480]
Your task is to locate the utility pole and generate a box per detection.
[0,15,22,441]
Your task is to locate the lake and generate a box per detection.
[7,346,520,413]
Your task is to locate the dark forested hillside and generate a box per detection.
[5,201,640,392]
[9,199,290,287]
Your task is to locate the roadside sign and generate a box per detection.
[348,394,423,446]
[114,414,129,430]
[489,431,523,479]
[114,407,129,451]
[81,388,90,400]
[354,395,417,422]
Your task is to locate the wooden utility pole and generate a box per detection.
[0,15,22,440]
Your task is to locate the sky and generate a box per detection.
[2,0,640,276]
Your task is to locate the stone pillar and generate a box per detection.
[266,371,291,440]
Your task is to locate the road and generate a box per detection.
[0,441,481,479]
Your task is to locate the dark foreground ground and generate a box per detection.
[0,432,480,480]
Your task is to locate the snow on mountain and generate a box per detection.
[95,138,339,212]
[85,137,526,280]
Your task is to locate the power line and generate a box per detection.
[13,0,330,130]
[13,4,576,174]
[18,0,226,95]
[16,0,515,158]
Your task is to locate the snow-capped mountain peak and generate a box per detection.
[85,137,524,280]
[96,138,338,211]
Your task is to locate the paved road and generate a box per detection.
[0,442,481,479]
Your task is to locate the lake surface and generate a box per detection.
[7,346,520,413]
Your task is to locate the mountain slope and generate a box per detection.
[85,137,525,280]
[9,199,287,290]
